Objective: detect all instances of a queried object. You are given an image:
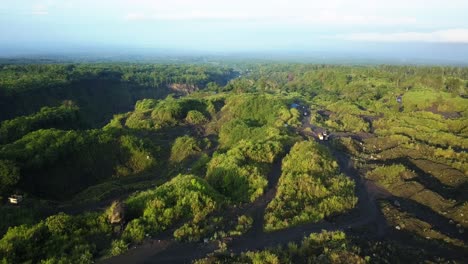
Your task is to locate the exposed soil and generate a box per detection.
[426,103,462,119]
[365,180,392,199]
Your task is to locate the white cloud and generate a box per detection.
[297,13,417,26]
[117,0,468,11]
[332,29,468,43]
[123,9,417,27]
[3,0,467,28]
[31,11,48,15]
[121,0,413,24]
[124,13,146,21]
[31,3,48,15]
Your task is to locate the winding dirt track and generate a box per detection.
[103,120,386,264]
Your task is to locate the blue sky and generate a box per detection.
[1,0,467,55]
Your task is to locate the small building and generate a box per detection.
[290,103,300,109]
[8,195,23,205]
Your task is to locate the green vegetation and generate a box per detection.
[229,215,253,236]
[0,205,39,237]
[170,136,202,163]
[195,230,456,263]
[206,150,262,203]
[204,94,294,203]
[367,164,467,231]
[374,112,468,149]
[366,164,416,188]
[402,90,468,114]
[0,212,112,264]
[124,174,224,242]
[206,141,279,203]
[217,94,297,148]
[0,64,236,125]
[381,201,466,248]
[0,103,82,144]
[264,141,357,231]
[196,231,366,264]
[186,110,208,125]
[110,97,214,130]
[0,160,20,196]
[0,62,467,263]
[324,113,370,133]
[219,94,288,125]
[0,128,158,199]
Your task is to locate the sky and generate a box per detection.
[1,0,468,61]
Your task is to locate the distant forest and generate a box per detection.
[0,64,237,125]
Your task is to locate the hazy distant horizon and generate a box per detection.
[1,43,468,66]
[1,0,467,65]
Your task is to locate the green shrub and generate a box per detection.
[325,113,369,133]
[123,97,211,129]
[230,215,253,235]
[150,98,183,127]
[196,231,365,264]
[125,175,224,235]
[237,140,283,163]
[206,149,267,203]
[0,212,112,264]
[110,240,128,257]
[125,109,153,129]
[191,153,211,176]
[173,222,206,242]
[104,113,130,130]
[186,110,208,124]
[264,141,357,231]
[122,219,146,244]
[373,110,468,149]
[403,90,468,114]
[218,119,283,148]
[0,104,82,144]
[221,94,288,125]
[115,135,157,177]
[134,99,159,111]
[366,165,415,188]
[0,129,159,199]
[0,206,38,237]
[278,107,301,127]
[0,160,20,196]
[170,136,201,163]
